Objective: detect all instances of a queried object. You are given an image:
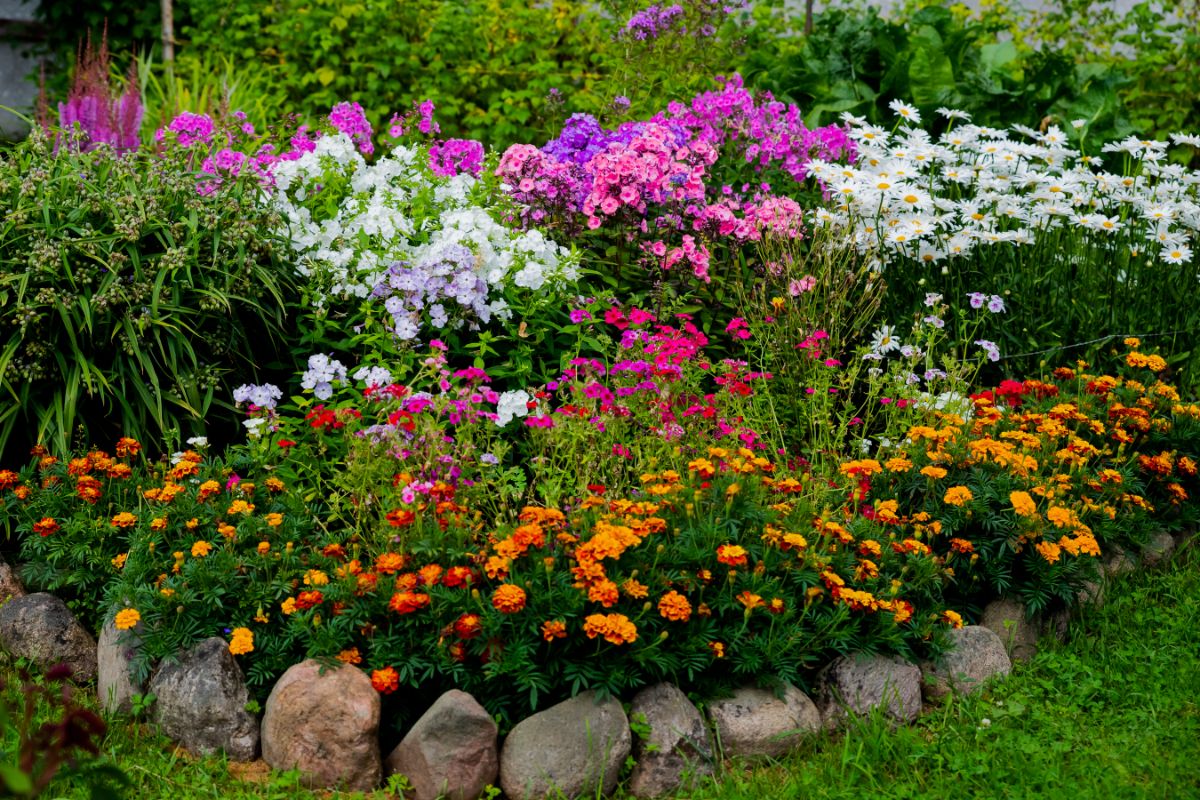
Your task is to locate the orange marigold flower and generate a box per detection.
[281,597,297,615]
[492,584,527,614]
[716,544,748,568]
[949,538,974,554]
[736,590,764,611]
[33,517,59,537]
[264,513,284,527]
[115,437,141,458]
[0,470,20,490]
[419,564,444,586]
[767,597,786,615]
[218,523,237,540]
[111,512,137,528]
[228,627,254,656]
[588,579,620,607]
[658,591,692,622]
[386,509,416,527]
[257,541,271,555]
[943,486,974,506]
[885,457,913,472]
[708,641,726,658]
[114,608,141,630]
[941,610,964,628]
[1036,541,1062,564]
[621,578,649,599]
[265,477,285,492]
[1010,491,1038,517]
[375,552,408,575]
[920,465,948,480]
[890,600,914,624]
[371,667,400,694]
[388,591,430,615]
[227,500,255,515]
[191,540,213,558]
[583,613,638,645]
[303,569,329,586]
[542,620,568,641]
[197,480,221,501]
[111,553,127,569]
[336,647,362,665]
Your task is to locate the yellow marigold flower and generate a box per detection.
[227,500,255,515]
[265,477,285,492]
[264,512,284,527]
[1010,491,1038,517]
[228,627,254,656]
[281,597,297,615]
[191,540,213,558]
[708,641,726,658]
[111,553,128,570]
[304,569,329,586]
[1124,337,1140,348]
[782,532,808,551]
[920,465,948,480]
[941,610,964,628]
[218,523,237,540]
[943,486,973,506]
[185,517,200,530]
[114,608,141,630]
[884,456,913,472]
[111,512,137,528]
[724,483,741,500]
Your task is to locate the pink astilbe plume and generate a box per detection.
[43,29,143,153]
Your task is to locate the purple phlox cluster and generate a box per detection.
[372,245,492,341]
[47,35,143,153]
[429,138,485,177]
[621,3,685,41]
[232,383,283,410]
[968,292,1006,313]
[328,101,374,155]
[975,339,1001,362]
[300,353,348,400]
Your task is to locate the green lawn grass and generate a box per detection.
[5,543,1199,800]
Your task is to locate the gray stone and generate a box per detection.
[708,683,820,759]
[820,654,922,726]
[922,625,1012,699]
[1078,579,1105,608]
[628,683,713,797]
[0,556,24,603]
[499,690,630,800]
[1142,531,1176,567]
[385,689,497,800]
[262,659,381,790]
[0,592,96,681]
[97,615,145,715]
[1103,547,1135,578]
[150,637,258,761]
[980,598,1041,661]
[1044,608,1070,643]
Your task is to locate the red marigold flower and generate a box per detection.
[294,590,324,611]
[371,666,399,694]
[541,619,567,641]
[442,566,475,588]
[657,591,692,622]
[453,613,482,639]
[387,509,416,527]
[33,517,60,537]
[716,544,748,568]
[375,552,408,575]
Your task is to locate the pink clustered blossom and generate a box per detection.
[496,74,855,284]
[328,101,374,155]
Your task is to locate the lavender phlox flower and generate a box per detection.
[301,354,348,400]
[233,383,283,409]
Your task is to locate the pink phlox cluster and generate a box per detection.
[328,101,374,155]
[429,138,485,177]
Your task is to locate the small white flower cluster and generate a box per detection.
[268,134,579,334]
[496,389,532,427]
[352,365,393,388]
[233,383,283,410]
[300,353,348,400]
[807,106,1200,267]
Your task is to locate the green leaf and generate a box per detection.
[907,25,955,108]
[0,763,33,794]
[316,67,337,86]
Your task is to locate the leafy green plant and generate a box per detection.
[743,4,1133,143]
[0,124,298,460]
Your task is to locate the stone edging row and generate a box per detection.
[0,530,1186,800]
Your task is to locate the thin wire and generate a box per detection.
[963,328,1196,364]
